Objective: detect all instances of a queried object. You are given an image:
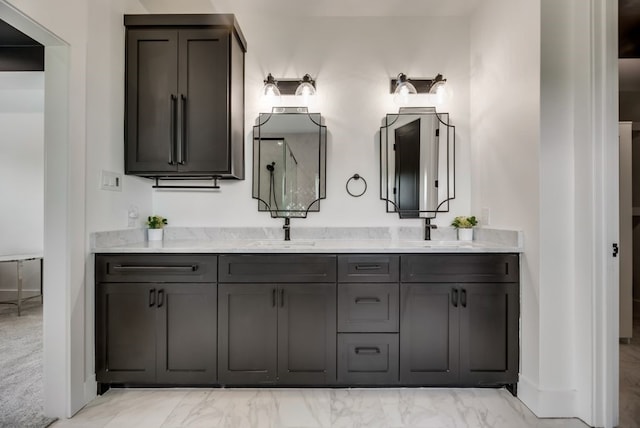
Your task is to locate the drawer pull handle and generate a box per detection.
[355,297,381,304]
[461,288,467,308]
[355,347,380,355]
[112,265,198,273]
[452,288,459,308]
[149,288,156,307]
[354,264,381,271]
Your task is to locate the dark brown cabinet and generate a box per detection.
[217,255,337,385]
[124,15,246,179]
[218,282,336,385]
[95,255,218,388]
[399,254,519,388]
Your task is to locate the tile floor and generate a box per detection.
[619,316,640,428]
[51,387,589,428]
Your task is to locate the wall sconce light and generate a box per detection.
[390,72,447,105]
[262,73,281,98]
[261,73,317,105]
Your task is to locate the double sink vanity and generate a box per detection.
[104,13,522,398]
[93,229,522,395]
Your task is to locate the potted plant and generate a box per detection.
[451,215,478,241]
[146,215,168,241]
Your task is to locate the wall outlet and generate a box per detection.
[127,205,139,228]
[100,170,122,192]
[481,207,490,226]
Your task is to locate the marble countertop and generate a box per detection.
[92,239,520,254]
[91,227,523,254]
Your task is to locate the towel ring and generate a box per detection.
[346,174,367,197]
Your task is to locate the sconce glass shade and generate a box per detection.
[393,73,417,105]
[295,74,316,97]
[262,73,281,100]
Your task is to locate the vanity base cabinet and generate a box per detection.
[218,282,336,386]
[95,254,218,389]
[96,283,217,385]
[399,254,520,387]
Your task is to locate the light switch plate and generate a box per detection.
[100,170,122,192]
[481,207,490,226]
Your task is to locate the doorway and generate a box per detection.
[0,0,71,419]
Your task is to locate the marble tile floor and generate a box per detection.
[51,387,589,428]
[619,316,640,428]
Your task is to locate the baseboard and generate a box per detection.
[518,375,577,418]
[83,375,97,409]
[0,289,41,301]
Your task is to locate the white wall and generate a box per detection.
[0,72,44,255]
[469,0,542,411]
[152,14,472,229]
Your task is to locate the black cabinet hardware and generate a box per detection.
[452,288,459,307]
[149,288,156,307]
[355,297,381,304]
[169,95,177,165]
[112,264,198,273]
[355,347,381,355]
[157,289,165,308]
[460,288,467,308]
[355,264,381,271]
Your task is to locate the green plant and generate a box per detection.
[146,215,168,229]
[451,215,478,229]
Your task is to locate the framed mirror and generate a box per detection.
[380,107,455,218]
[252,107,327,218]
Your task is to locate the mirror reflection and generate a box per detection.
[253,107,327,218]
[380,107,455,218]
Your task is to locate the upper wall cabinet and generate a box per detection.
[124,14,247,179]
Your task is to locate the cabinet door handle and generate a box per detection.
[355,297,381,304]
[354,264,381,271]
[272,288,276,307]
[355,347,380,355]
[149,288,156,307]
[112,264,198,273]
[157,289,165,308]
[168,94,177,165]
[461,289,467,308]
[452,288,458,307]
[178,94,187,165]
[280,289,285,307]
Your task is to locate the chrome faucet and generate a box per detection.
[424,218,437,240]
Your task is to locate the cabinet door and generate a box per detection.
[217,284,277,384]
[96,283,156,383]
[177,29,230,174]
[400,283,458,385]
[277,284,337,384]
[156,284,217,384]
[459,283,519,385]
[125,29,179,174]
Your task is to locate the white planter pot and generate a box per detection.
[148,228,164,241]
[457,228,473,241]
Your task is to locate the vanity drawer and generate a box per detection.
[338,255,399,283]
[218,255,336,283]
[338,283,399,333]
[337,333,399,384]
[95,254,217,283]
[401,254,519,283]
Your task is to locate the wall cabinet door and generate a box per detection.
[217,284,278,384]
[156,284,217,384]
[96,283,157,383]
[125,29,179,174]
[458,283,519,386]
[277,284,336,384]
[124,18,245,178]
[400,283,459,385]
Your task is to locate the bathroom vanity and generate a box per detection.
[94,238,520,395]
